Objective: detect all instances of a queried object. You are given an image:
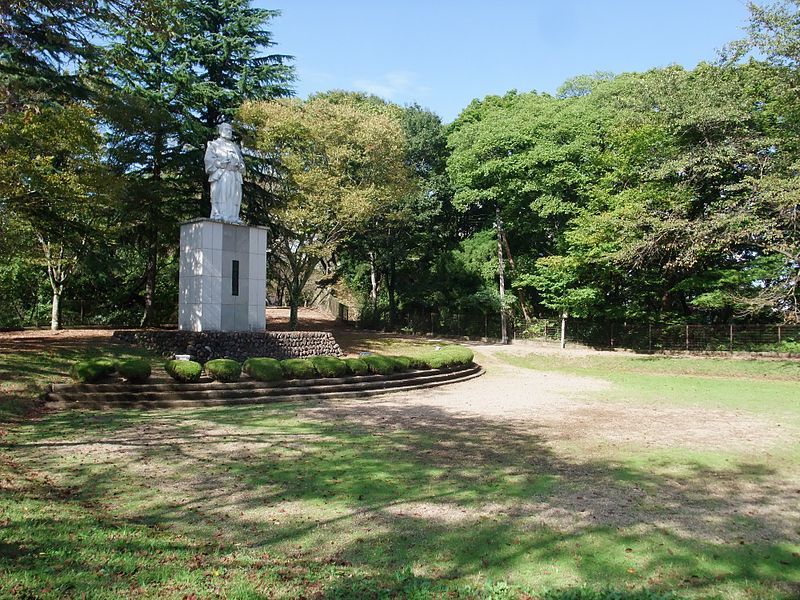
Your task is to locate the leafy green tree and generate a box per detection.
[447,89,607,330]
[720,0,800,321]
[239,96,412,328]
[339,102,458,330]
[182,1,293,130]
[529,61,799,323]
[0,104,116,329]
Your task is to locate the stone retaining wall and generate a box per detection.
[113,330,343,363]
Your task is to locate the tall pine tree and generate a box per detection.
[99,0,294,326]
[182,0,295,219]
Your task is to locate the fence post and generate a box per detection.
[560,312,568,349]
[729,324,734,353]
[778,325,782,345]
[685,324,690,351]
[648,323,652,353]
[544,323,548,340]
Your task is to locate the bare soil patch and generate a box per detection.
[0,328,119,354]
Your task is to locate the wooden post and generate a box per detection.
[685,324,690,351]
[729,324,734,353]
[648,323,652,353]
[778,325,782,345]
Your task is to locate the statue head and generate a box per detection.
[217,122,233,140]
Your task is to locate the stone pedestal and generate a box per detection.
[178,218,267,331]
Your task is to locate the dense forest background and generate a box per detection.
[2,0,800,337]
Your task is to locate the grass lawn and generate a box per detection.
[1,333,799,598]
[499,352,800,472]
[0,331,161,421]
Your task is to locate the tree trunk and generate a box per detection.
[140,231,158,327]
[369,251,378,314]
[387,255,397,331]
[289,295,299,330]
[288,278,301,330]
[500,229,531,323]
[496,204,508,344]
[50,291,61,331]
[142,122,164,328]
[38,235,69,332]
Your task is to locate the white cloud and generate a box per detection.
[352,70,429,101]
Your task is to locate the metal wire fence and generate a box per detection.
[386,308,800,353]
[516,319,800,353]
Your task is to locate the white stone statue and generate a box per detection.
[205,122,245,224]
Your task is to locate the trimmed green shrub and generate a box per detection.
[204,358,241,382]
[362,354,396,375]
[117,359,151,384]
[344,357,369,376]
[388,355,413,371]
[243,357,283,382]
[69,357,119,383]
[309,355,348,378]
[164,359,202,383]
[416,345,474,369]
[280,358,317,379]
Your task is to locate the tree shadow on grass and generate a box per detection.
[0,339,161,422]
[3,401,800,598]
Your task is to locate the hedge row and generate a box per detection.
[72,345,474,385]
[70,357,152,384]
[70,357,119,383]
[164,359,201,383]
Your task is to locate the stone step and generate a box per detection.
[46,364,483,409]
[48,366,475,403]
[50,367,441,394]
[114,367,486,409]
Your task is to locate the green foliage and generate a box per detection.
[415,345,475,369]
[361,354,397,375]
[117,359,151,384]
[69,357,118,383]
[540,589,672,600]
[242,357,284,382]
[0,0,120,103]
[280,358,317,379]
[444,53,800,326]
[239,95,412,328]
[7,0,800,336]
[0,102,118,329]
[309,356,348,378]
[343,357,369,376]
[204,358,241,383]
[387,355,413,371]
[164,359,202,383]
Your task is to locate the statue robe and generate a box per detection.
[204,137,245,223]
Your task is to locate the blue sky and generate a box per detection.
[261,1,752,122]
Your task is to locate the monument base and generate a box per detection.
[178,218,267,332]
